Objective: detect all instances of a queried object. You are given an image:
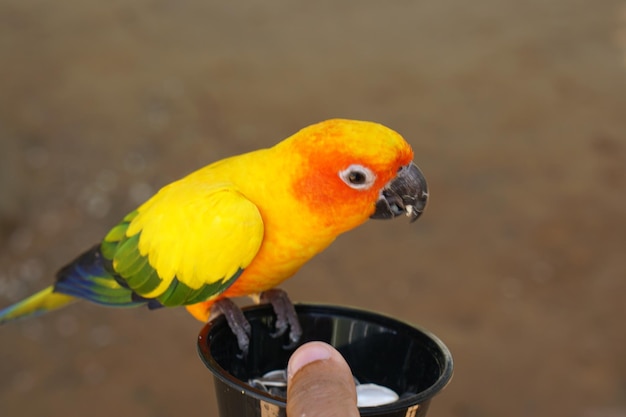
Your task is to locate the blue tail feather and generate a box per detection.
[54,245,157,308]
[1,244,164,324]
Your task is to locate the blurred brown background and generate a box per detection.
[1,1,625,416]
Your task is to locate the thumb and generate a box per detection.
[286,341,359,417]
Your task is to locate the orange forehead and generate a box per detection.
[288,119,413,167]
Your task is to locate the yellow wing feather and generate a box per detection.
[126,180,264,299]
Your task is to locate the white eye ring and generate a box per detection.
[338,164,377,190]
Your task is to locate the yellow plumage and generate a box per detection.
[128,182,264,296]
[0,118,426,325]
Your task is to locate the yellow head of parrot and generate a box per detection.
[276,118,428,232]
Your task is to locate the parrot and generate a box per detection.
[0,118,428,353]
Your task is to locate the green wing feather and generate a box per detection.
[1,163,264,322]
[100,181,264,307]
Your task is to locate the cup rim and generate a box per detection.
[197,303,454,413]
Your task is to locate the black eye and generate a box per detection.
[348,171,367,185]
[339,164,376,190]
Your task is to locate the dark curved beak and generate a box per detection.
[371,162,428,223]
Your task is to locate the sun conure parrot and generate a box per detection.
[0,118,428,352]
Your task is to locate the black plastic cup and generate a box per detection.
[197,304,453,417]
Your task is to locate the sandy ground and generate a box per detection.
[1,1,626,417]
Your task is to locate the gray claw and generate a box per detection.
[212,298,251,357]
[260,288,302,348]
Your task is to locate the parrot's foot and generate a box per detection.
[212,298,252,357]
[260,288,302,348]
